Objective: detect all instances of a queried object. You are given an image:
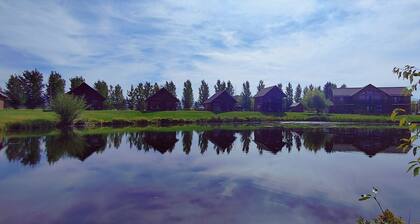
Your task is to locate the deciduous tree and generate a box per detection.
[46,71,65,104]
[22,69,44,108]
[182,80,194,109]
[198,80,209,106]
[69,76,85,91]
[294,84,302,103]
[241,81,252,111]
[285,82,293,107]
[5,74,26,108]
[257,80,265,92]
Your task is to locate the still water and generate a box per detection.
[0,125,418,223]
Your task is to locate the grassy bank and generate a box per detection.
[1,109,419,132]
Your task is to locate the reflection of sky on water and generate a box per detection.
[0,129,418,223]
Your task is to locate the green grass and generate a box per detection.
[1,109,419,132]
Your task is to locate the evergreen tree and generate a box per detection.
[309,84,315,91]
[112,85,126,110]
[46,71,65,104]
[94,80,109,98]
[323,82,337,100]
[340,84,347,88]
[294,84,302,103]
[182,80,194,109]
[22,69,44,108]
[69,76,85,91]
[164,81,176,97]
[5,74,26,108]
[127,85,137,110]
[108,85,115,109]
[226,80,234,95]
[277,83,283,91]
[143,82,153,99]
[214,80,226,92]
[135,83,145,111]
[153,83,160,95]
[198,80,210,106]
[257,80,265,92]
[285,82,293,107]
[303,86,309,96]
[241,81,252,111]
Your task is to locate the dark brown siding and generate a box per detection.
[254,88,285,113]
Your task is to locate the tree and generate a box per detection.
[127,85,137,110]
[198,80,209,106]
[135,83,145,111]
[69,76,85,91]
[94,80,110,108]
[302,89,331,113]
[323,82,337,100]
[303,86,309,96]
[226,80,234,95]
[277,83,283,91]
[22,69,44,108]
[241,81,252,111]
[257,80,265,92]
[164,81,176,97]
[153,83,160,95]
[182,80,194,109]
[340,84,347,88]
[46,71,65,104]
[214,80,226,93]
[143,82,153,99]
[110,85,125,110]
[294,84,302,103]
[285,82,293,107]
[5,74,26,108]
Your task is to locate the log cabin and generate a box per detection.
[67,82,106,110]
[254,86,286,113]
[204,90,237,112]
[145,88,179,111]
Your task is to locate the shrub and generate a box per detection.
[302,89,332,113]
[51,94,86,126]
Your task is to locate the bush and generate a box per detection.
[302,89,332,113]
[51,94,86,126]
[357,209,404,224]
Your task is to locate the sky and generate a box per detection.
[0,0,420,97]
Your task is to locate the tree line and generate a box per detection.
[3,69,345,111]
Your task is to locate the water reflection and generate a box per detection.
[1,128,411,166]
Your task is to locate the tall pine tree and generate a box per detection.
[182,80,193,109]
[198,80,209,106]
[241,81,252,111]
[226,80,234,95]
[112,85,126,110]
[294,84,302,103]
[127,85,137,110]
[323,82,337,100]
[285,82,293,107]
[257,80,265,92]
[164,81,176,97]
[46,71,65,104]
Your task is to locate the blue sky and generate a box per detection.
[1,0,420,97]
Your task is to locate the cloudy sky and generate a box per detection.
[0,0,420,96]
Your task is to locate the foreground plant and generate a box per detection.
[51,94,86,126]
[358,187,404,224]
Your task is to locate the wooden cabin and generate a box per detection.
[0,92,7,110]
[330,84,410,114]
[254,86,286,112]
[289,102,304,112]
[145,88,179,111]
[67,82,105,110]
[204,90,237,112]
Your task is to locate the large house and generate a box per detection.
[204,90,237,112]
[67,82,106,110]
[0,92,7,110]
[254,86,286,112]
[146,88,179,111]
[330,84,410,114]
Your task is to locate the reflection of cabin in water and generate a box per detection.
[203,130,236,153]
[145,88,179,111]
[204,90,237,112]
[253,129,285,154]
[71,135,107,161]
[328,128,410,157]
[67,82,106,110]
[143,132,178,154]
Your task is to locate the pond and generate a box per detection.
[0,125,418,224]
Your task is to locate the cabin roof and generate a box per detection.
[332,85,407,97]
[67,82,105,100]
[0,91,7,100]
[146,88,179,102]
[204,90,236,104]
[254,86,285,98]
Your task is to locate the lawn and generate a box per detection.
[1,109,419,131]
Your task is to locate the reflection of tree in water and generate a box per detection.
[285,130,293,152]
[142,131,178,154]
[203,130,236,154]
[239,130,252,153]
[253,128,285,154]
[108,132,124,149]
[182,131,193,154]
[6,137,42,166]
[45,130,107,163]
[127,132,145,150]
[294,134,302,151]
[302,129,332,152]
[198,132,208,154]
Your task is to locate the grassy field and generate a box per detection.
[1,109,419,132]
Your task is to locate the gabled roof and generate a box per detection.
[146,88,179,102]
[254,86,286,98]
[204,90,236,104]
[332,84,408,97]
[67,82,105,100]
[0,91,7,100]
